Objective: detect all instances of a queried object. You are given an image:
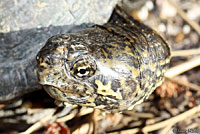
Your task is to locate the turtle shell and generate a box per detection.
[0,0,118,103]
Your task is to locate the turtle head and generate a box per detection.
[36,34,97,102]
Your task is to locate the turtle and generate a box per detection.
[0,0,119,103]
[36,5,171,112]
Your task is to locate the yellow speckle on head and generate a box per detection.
[87,96,96,104]
[40,62,48,68]
[119,78,126,86]
[156,70,161,77]
[102,49,109,58]
[124,41,131,45]
[110,43,119,48]
[150,63,157,72]
[142,51,148,57]
[159,59,168,65]
[132,67,140,78]
[165,58,170,64]
[124,46,134,56]
[55,73,61,80]
[95,80,122,100]
[56,46,67,55]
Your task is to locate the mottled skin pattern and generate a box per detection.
[36,5,171,112]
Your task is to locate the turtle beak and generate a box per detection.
[36,36,66,80]
[36,34,69,86]
[36,50,56,70]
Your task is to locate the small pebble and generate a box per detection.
[160,111,170,119]
[158,23,166,32]
[145,0,154,11]
[183,25,191,34]
[160,0,177,19]
[167,24,181,36]
[187,7,200,20]
[190,32,199,44]
[137,6,149,20]
[135,105,143,112]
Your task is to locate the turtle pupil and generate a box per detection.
[79,69,86,74]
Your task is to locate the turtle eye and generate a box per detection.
[70,59,96,79]
[76,66,90,77]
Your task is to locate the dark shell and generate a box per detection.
[0,0,118,103]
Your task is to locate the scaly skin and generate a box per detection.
[36,5,171,112]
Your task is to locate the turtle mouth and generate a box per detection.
[43,84,63,93]
[42,85,67,101]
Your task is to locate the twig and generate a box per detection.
[19,113,54,134]
[106,123,126,132]
[92,110,98,134]
[164,56,200,78]
[27,108,46,114]
[107,128,140,134]
[19,108,79,134]
[186,122,199,130]
[142,105,200,133]
[167,77,200,91]
[146,117,163,125]
[77,107,94,117]
[128,121,143,128]
[160,123,174,134]
[124,112,154,118]
[185,113,200,129]
[56,109,78,122]
[161,113,200,134]
[108,106,200,134]
[167,0,200,36]
[88,122,94,134]
[171,49,200,57]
